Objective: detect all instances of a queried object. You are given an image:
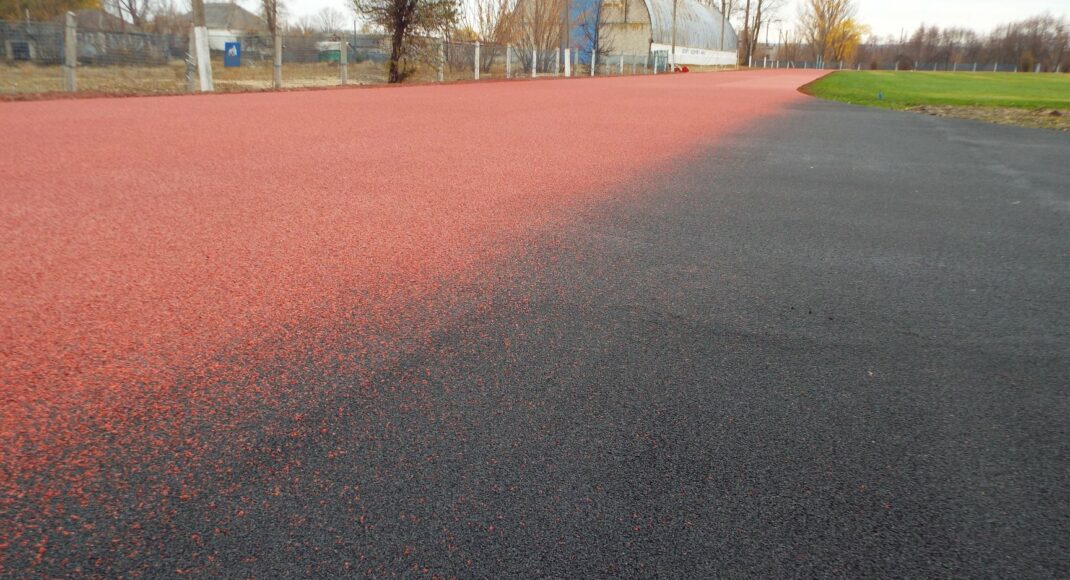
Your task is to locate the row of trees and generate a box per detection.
[852,14,1069,71]
[771,0,1067,71]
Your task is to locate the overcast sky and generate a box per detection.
[260,0,1069,38]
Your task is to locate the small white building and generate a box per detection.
[183,3,267,51]
[600,0,738,66]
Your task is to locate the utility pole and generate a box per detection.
[190,0,213,91]
[562,0,570,68]
[720,0,726,52]
[670,0,677,68]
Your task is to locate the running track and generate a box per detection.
[3,71,1069,576]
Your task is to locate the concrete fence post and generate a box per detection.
[506,44,512,78]
[193,26,213,91]
[619,53,624,74]
[63,12,76,92]
[591,50,596,76]
[437,40,445,82]
[994,62,998,72]
[564,48,571,77]
[532,47,538,78]
[339,39,348,85]
[474,41,480,80]
[273,33,282,88]
[553,48,559,76]
[973,62,977,72]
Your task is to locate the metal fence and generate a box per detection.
[753,58,1042,73]
[3,16,745,98]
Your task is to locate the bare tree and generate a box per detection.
[263,0,283,36]
[506,0,570,72]
[143,0,187,35]
[115,0,151,27]
[318,7,347,33]
[577,0,613,66]
[469,0,516,70]
[354,0,461,82]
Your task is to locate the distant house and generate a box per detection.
[183,3,267,51]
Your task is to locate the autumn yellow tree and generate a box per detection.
[797,0,865,64]
[1,0,99,20]
[826,17,868,62]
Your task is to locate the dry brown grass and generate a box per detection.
[2,57,739,100]
[909,104,1070,131]
[0,59,388,96]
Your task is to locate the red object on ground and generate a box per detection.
[0,70,823,564]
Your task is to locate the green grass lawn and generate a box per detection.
[804,71,1070,110]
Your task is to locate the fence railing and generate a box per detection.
[2,16,747,98]
[753,57,1055,73]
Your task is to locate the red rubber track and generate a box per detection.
[0,70,822,564]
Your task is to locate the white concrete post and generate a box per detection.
[564,48,570,77]
[474,41,480,80]
[994,62,998,72]
[973,62,977,72]
[532,47,538,78]
[591,50,596,76]
[553,48,559,76]
[273,33,282,88]
[193,26,213,91]
[339,39,348,85]
[652,52,656,74]
[619,53,624,74]
[506,44,512,78]
[63,12,76,92]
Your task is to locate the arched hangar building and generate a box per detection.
[590,0,738,66]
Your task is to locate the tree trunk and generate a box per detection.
[389,26,406,83]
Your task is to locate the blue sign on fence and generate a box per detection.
[224,42,241,67]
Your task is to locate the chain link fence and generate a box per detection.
[756,59,1036,73]
[3,16,746,98]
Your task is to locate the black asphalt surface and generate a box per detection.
[11,100,1070,577]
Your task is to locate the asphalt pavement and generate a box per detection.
[5,84,1069,577]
